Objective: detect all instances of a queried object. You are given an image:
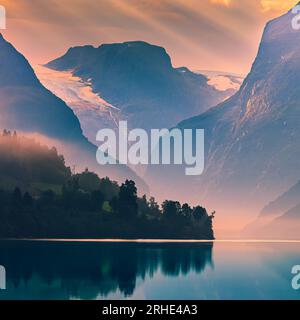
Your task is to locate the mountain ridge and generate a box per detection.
[46,40,229,131]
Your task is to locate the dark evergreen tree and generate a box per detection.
[118,180,138,219]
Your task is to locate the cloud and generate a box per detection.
[1,0,298,74]
[260,0,298,12]
[210,0,232,6]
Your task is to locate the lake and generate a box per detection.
[0,240,299,300]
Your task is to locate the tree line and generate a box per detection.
[0,130,215,239]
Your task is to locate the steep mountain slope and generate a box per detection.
[243,181,300,237]
[0,34,86,142]
[35,65,120,145]
[0,34,146,191]
[46,41,228,131]
[147,5,300,227]
[260,181,300,218]
[248,202,300,240]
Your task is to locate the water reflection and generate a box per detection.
[0,241,213,300]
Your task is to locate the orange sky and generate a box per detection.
[0,0,299,74]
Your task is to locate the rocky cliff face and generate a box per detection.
[147,6,300,225]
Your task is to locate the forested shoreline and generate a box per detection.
[0,131,215,239]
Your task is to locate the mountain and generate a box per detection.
[243,181,300,238]
[146,5,300,228]
[0,34,85,142]
[0,34,146,191]
[196,70,244,96]
[35,65,120,145]
[246,202,300,240]
[260,181,300,218]
[45,41,228,131]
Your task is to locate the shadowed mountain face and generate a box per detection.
[243,181,300,239]
[0,34,86,142]
[147,7,300,224]
[46,41,228,130]
[260,181,300,218]
[245,204,300,240]
[0,34,147,191]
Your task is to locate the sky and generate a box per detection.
[0,0,299,74]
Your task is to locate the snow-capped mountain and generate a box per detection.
[196,70,244,95]
[0,34,147,191]
[45,41,229,131]
[35,65,121,145]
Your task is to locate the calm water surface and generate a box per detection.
[0,240,299,300]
